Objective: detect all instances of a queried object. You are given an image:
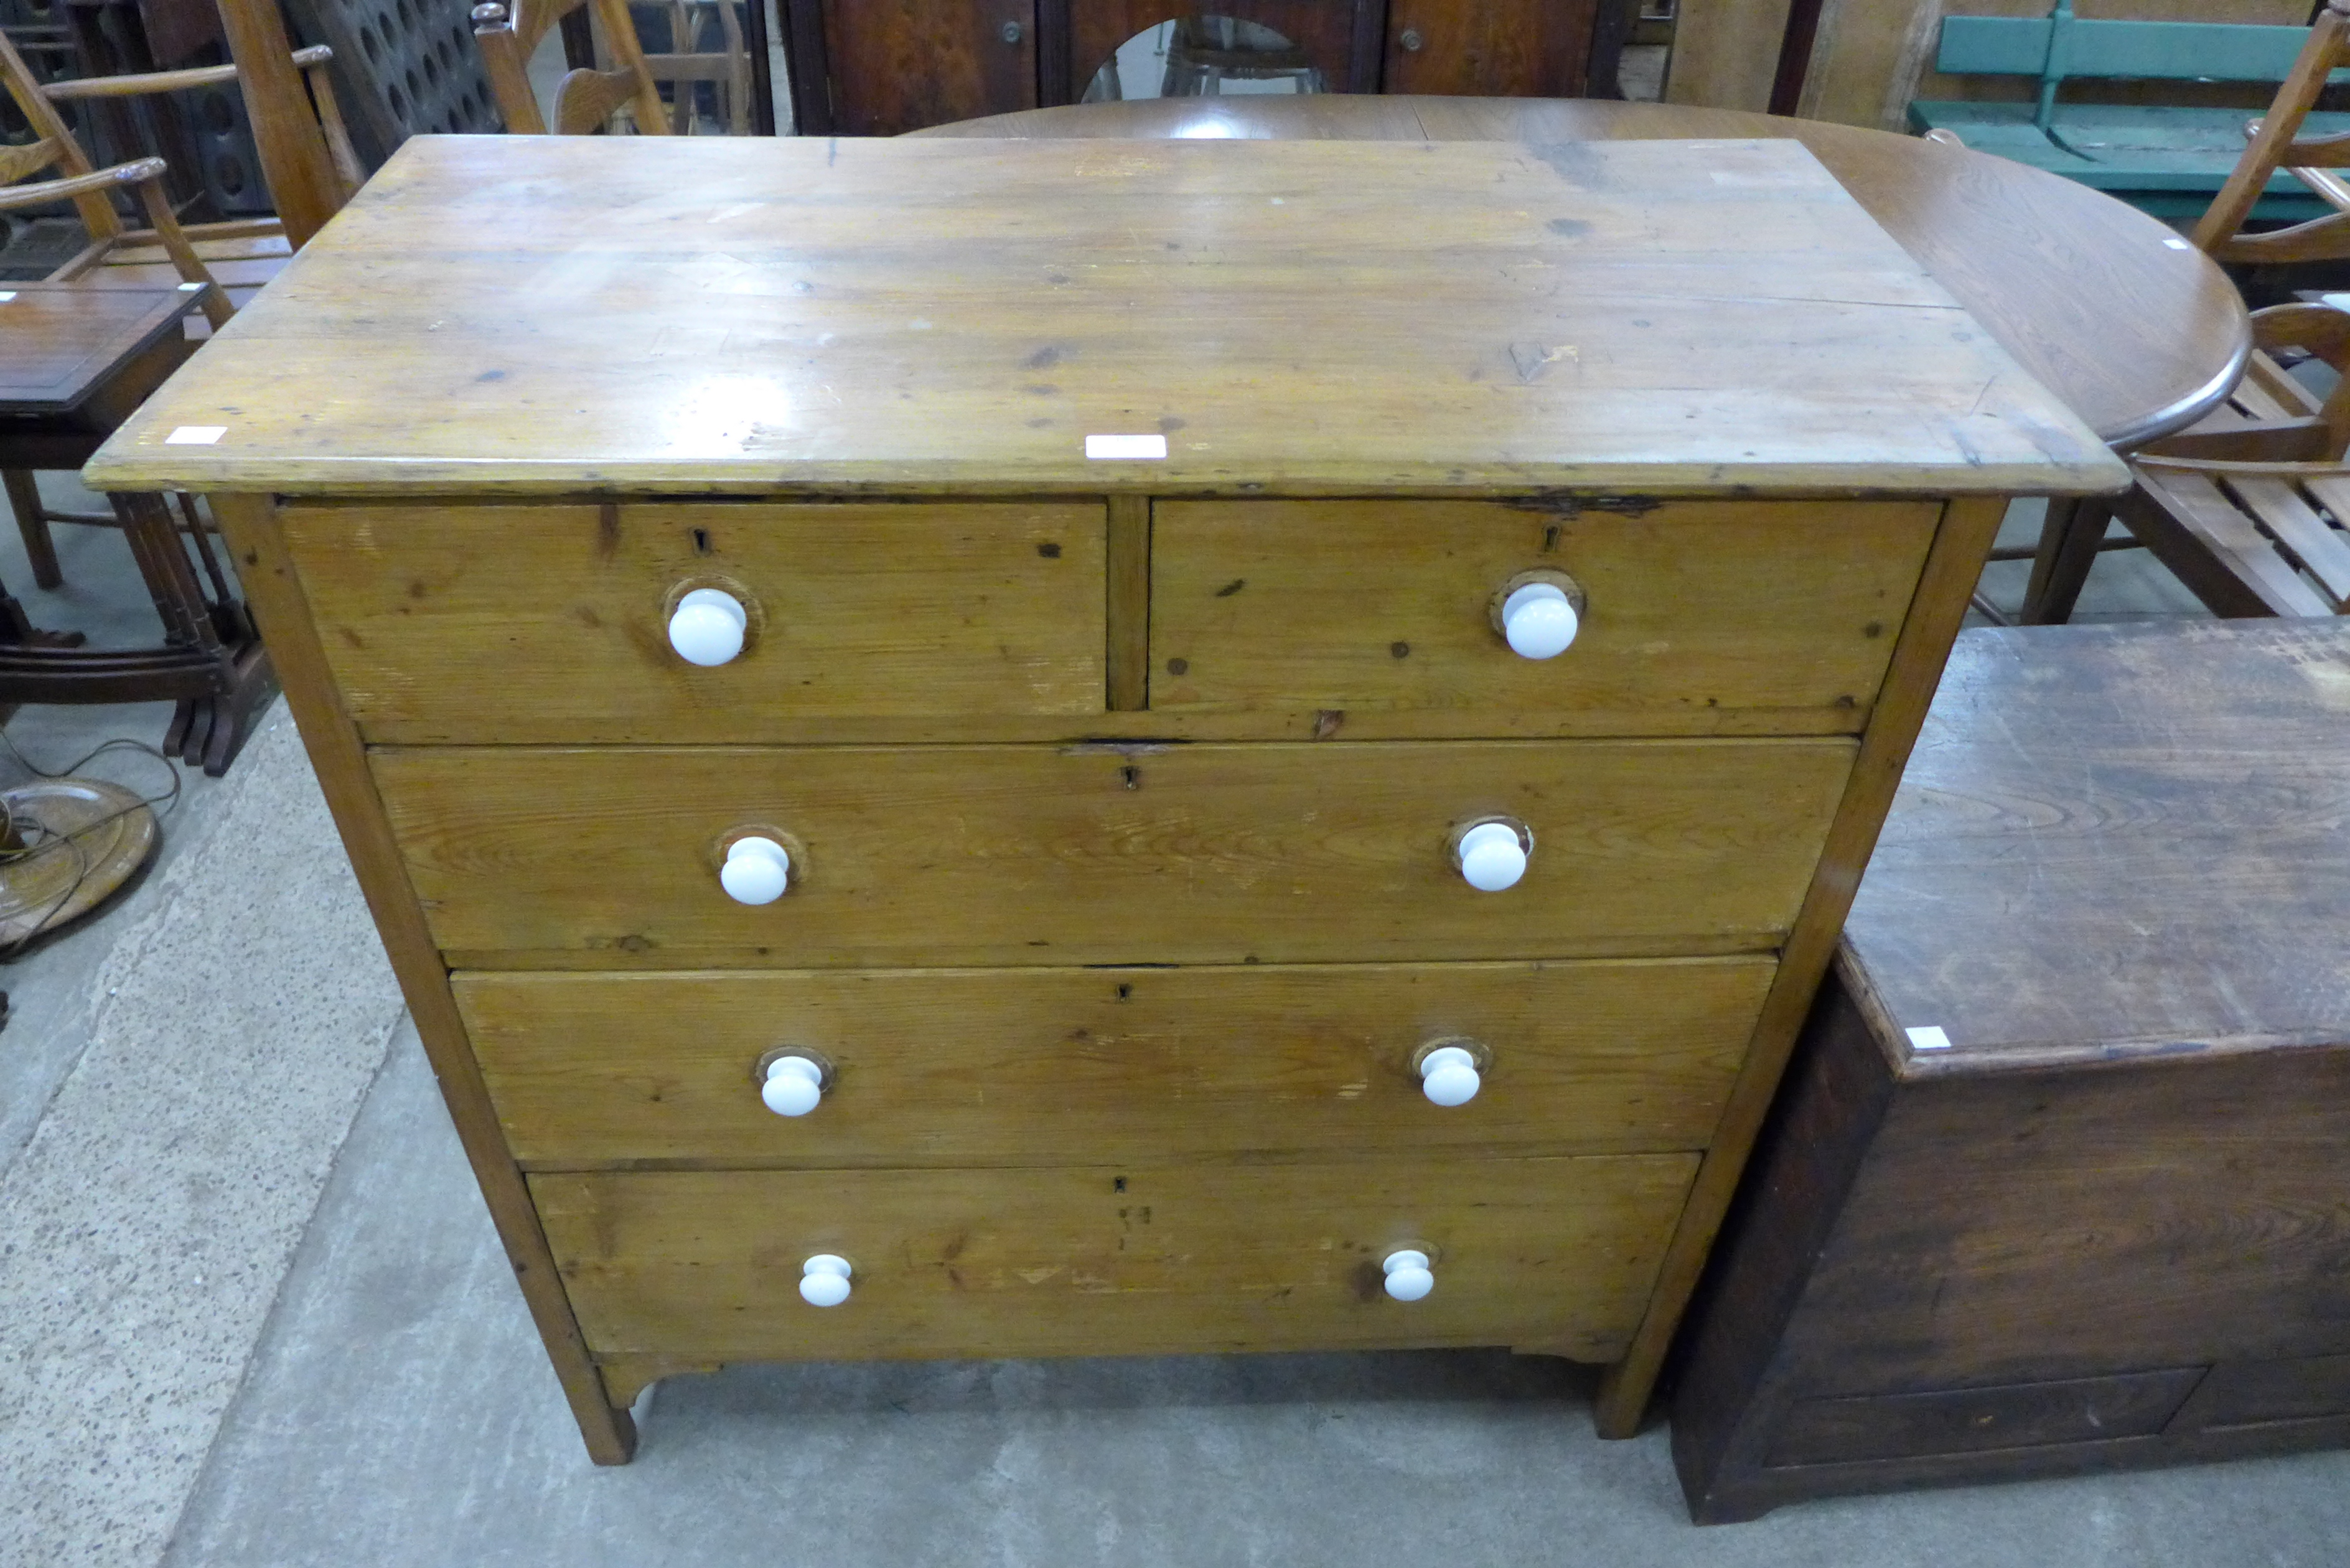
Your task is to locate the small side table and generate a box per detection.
[0,282,276,775]
[1672,620,2350,1522]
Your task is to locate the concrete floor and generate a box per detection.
[6,478,2347,1565]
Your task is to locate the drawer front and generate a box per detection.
[1764,1370,2206,1468]
[379,739,1854,968]
[459,957,1772,1167]
[1151,500,1938,735]
[284,502,1107,740]
[533,1155,1698,1362]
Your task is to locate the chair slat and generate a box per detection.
[2142,469,2338,616]
[2227,476,2350,604]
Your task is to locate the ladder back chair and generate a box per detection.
[2025,8,2350,622]
[0,21,362,589]
[470,0,672,134]
[2192,0,2350,266]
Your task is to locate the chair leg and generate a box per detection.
[4,470,62,591]
[2020,496,2110,624]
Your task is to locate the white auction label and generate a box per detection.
[165,426,228,446]
[1905,1025,1953,1052]
[1085,434,1167,460]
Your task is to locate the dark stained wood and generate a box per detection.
[1766,1370,2207,1468]
[816,0,1037,136]
[1382,0,1600,98]
[0,283,196,413]
[1847,621,2350,1065]
[916,95,2250,452]
[1672,622,2350,1522]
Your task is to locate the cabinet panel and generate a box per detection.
[536,1154,1698,1361]
[286,502,1107,741]
[1153,500,1937,735]
[815,0,1037,134]
[461,956,1772,1167]
[377,738,1855,969]
[1383,0,1606,96]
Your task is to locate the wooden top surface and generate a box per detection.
[0,282,208,414]
[1843,620,2350,1076]
[87,134,2124,498]
[921,97,2250,450]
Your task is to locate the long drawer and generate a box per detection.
[1151,500,1937,735]
[458,957,1772,1167]
[284,501,1108,740]
[378,739,1855,968]
[533,1155,1698,1363]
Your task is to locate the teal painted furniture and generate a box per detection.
[1909,1,2350,221]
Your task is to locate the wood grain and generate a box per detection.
[814,0,1036,136]
[1105,493,1149,711]
[375,739,1857,969]
[1152,498,1935,733]
[915,94,2247,453]
[1383,0,1600,96]
[282,501,1107,740]
[1847,620,2350,1069]
[531,1154,1699,1362]
[1593,493,2006,1436]
[83,136,2124,500]
[205,495,637,1464]
[456,956,1774,1167]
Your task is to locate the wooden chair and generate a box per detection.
[0,21,361,589]
[2105,305,2350,617]
[2192,0,2350,266]
[470,0,672,135]
[2024,12,2350,623]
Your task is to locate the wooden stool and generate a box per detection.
[1672,620,2350,1521]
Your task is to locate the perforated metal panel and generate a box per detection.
[283,0,501,170]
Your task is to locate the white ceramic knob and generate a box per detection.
[1457,821,1527,892]
[1420,1045,1481,1107]
[720,836,790,905]
[1383,1249,1435,1302]
[668,587,747,666]
[762,1055,823,1117]
[800,1254,852,1307]
[1501,582,1579,660]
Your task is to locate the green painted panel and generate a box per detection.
[1937,16,2344,85]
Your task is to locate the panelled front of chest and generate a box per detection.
[281,492,1944,1397]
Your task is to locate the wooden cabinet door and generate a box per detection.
[795,0,1039,134]
[1382,0,1605,96]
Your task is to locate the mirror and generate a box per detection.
[1082,17,1326,103]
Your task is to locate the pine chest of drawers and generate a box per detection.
[86,133,2126,1462]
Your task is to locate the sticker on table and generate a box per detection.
[1905,1025,1953,1052]
[1085,434,1167,460]
[165,426,228,446]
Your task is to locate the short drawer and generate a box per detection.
[1764,1370,2206,1468]
[1150,500,1939,735]
[283,501,1107,740]
[459,956,1772,1167]
[533,1154,1698,1363]
[378,739,1854,968]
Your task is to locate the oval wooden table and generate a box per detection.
[920,95,2250,1433]
[921,96,2252,625]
